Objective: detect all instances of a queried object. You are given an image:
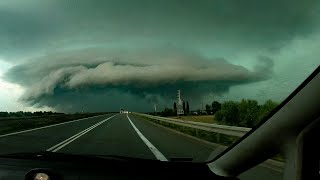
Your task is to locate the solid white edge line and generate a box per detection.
[47,114,117,152]
[0,114,108,138]
[127,114,168,161]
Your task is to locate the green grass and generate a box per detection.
[169,115,216,124]
[0,113,106,135]
[136,115,239,146]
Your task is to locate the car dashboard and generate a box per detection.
[0,152,238,180]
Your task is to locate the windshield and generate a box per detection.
[0,0,319,166]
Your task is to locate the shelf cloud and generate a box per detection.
[4,47,274,112]
[1,0,319,112]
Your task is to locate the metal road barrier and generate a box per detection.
[134,113,285,171]
[135,113,251,137]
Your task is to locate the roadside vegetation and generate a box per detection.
[170,115,215,124]
[148,99,279,128]
[135,114,284,162]
[142,99,283,161]
[0,111,63,118]
[0,112,107,135]
[136,115,239,146]
[215,99,279,127]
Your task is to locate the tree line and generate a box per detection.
[155,101,190,117]
[150,99,279,128]
[0,111,64,118]
[214,99,278,127]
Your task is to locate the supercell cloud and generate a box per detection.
[1,0,319,112]
[5,48,273,112]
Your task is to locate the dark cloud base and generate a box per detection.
[25,80,247,112]
[4,46,275,112]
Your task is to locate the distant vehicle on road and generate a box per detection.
[120,109,128,114]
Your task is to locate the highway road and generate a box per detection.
[0,113,282,180]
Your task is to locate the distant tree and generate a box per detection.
[24,112,33,116]
[0,111,64,117]
[161,108,174,117]
[183,101,186,114]
[44,111,53,115]
[215,101,240,126]
[205,104,211,114]
[186,101,190,114]
[0,112,9,117]
[259,100,279,121]
[213,99,279,128]
[15,111,24,117]
[238,99,260,127]
[211,101,221,115]
[173,102,177,115]
[34,111,44,116]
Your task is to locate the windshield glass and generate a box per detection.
[0,0,319,165]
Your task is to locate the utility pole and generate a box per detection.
[153,104,157,115]
[82,105,85,113]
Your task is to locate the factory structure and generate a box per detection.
[177,90,184,115]
[152,90,188,116]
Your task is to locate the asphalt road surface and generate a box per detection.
[0,113,282,180]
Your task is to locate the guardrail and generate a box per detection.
[135,113,251,137]
[135,113,285,170]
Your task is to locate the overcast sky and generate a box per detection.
[0,0,319,112]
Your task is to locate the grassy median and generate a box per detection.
[134,115,239,146]
[169,115,216,124]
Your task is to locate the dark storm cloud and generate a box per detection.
[1,0,319,111]
[4,48,274,112]
[0,0,319,60]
